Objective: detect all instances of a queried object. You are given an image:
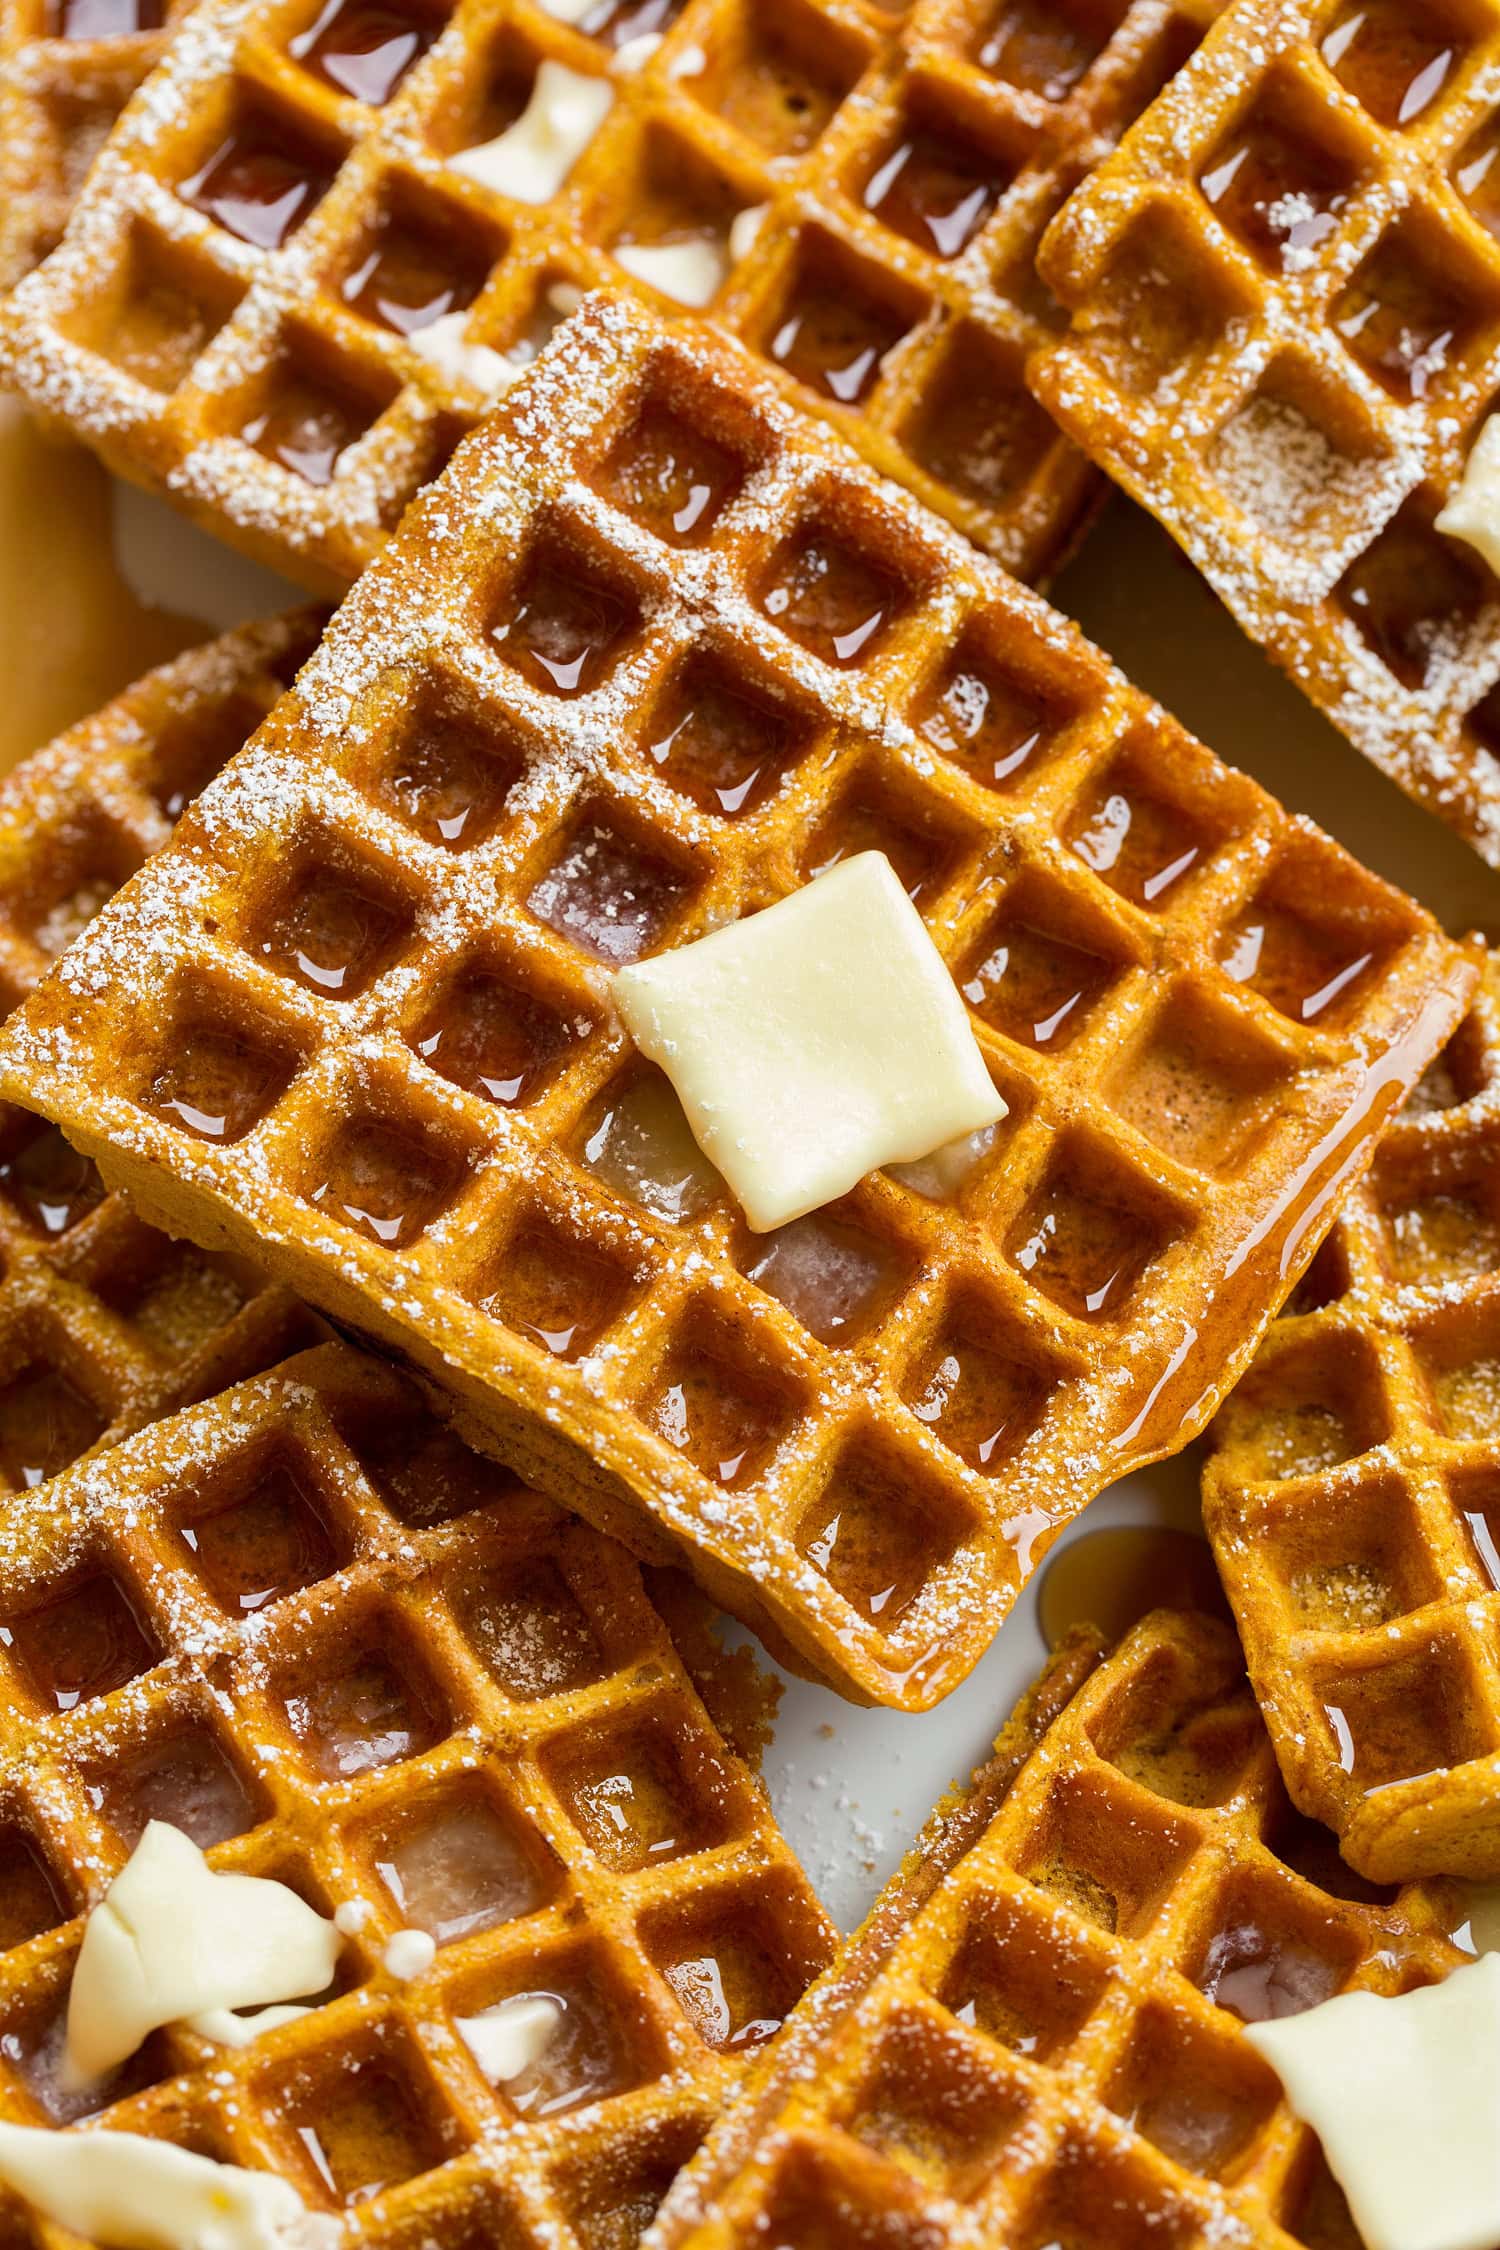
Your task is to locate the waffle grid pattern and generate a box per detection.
[0,293,1474,1710]
[1207,945,1500,1883]
[1034,0,1500,866]
[0,1342,834,2250]
[0,613,329,1503]
[645,1611,1472,2250]
[1,0,1225,587]
[0,0,190,293]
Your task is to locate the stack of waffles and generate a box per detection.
[0,0,1497,2238]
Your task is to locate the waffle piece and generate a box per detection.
[0,0,1228,590]
[1206,946,1500,1886]
[0,0,192,293]
[645,1609,1477,2250]
[0,293,1475,1709]
[1034,0,1500,868]
[0,1339,835,2250]
[0,612,329,1501]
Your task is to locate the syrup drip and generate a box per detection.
[413,969,570,1107]
[146,1023,293,1144]
[743,1212,901,1345]
[919,662,1052,790]
[768,280,905,407]
[243,391,364,487]
[1199,127,1351,273]
[0,1121,103,1237]
[0,1368,107,1491]
[863,133,1001,260]
[761,534,904,667]
[289,0,436,104]
[495,563,633,696]
[376,1798,545,1941]
[977,0,1101,97]
[1038,1527,1227,1652]
[181,1464,339,1612]
[1322,8,1459,130]
[495,1982,625,2117]
[341,223,482,336]
[95,1732,257,1850]
[0,1576,155,1711]
[181,123,335,251]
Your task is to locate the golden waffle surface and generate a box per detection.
[645,1611,1476,2250]
[0,0,1225,588]
[1207,947,1500,1886]
[0,1341,835,2249]
[0,613,329,1504]
[0,293,1478,1711]
[0,0,190,293]
[1034,0,1500,867]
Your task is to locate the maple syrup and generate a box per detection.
[601,398,742,545]
[647,1338,793,1490]
[1220,904,1376,1026]
[461,1559,606,1699]
[1039,1527,1227,1652]
[181,112,337,251]
[0,405,205,778]
[289,2060,444,2204]
[412,964,572,1107]
[0,1829,66,1953]
[905,1306,1045,1473]
[492,1975,627,2116]
[976,0,1104,97]
[145,1017,297,1143]
[552,1721,716,1871]
[743,1210,905,1345]
[378,714,520,848]
[582,1071,722,1223]
[1,1573,155,1711]
[375,1793,549,1941]
[307,1115,461,1248]
[1067,778,1206,906]
[341,210,488,336]
[1196,1909,1348,2022]
[1199,116,1354,272]
[661,1934,788,2052]
[863,131,1002,261]
[1334,233,1465,401]
[1006,1149,1172,1321]
[917,652,1062,791]
[645,659,803,816]
[287,1646,443,1778]
[289,0,439,105]
[767,263,909,407]
[760,530,907,667]
[243,384,367,487]
[484,1220,631,1361]
[262,861,410,996]
[1454,117,1500,239]
[494,557,635,697]
[93,1729,258,1849]
[961,910,1117,1050]
[0,1116,103,1236]
[180,1457,340,1612]
[798,1440,952,1624]
[0,1366,107,1491]
[1321,5,1461,131]
[527,815,689,964]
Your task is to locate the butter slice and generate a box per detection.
[450,62,612,204]
[66,1822,341,2085]
[1247,1955,1500,2250]
[1437,415,1500,577]
[0,2122,335,2250]
[612,237,724,308]
[456,1994,563,2082]
[613,852,1005,1232]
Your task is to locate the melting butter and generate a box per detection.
[0,2122,336,2250]
[613,238,725,308]
[456,1994,563,2083]
[613,852,1005,1232]
[451,62,613,204]
[407,314,523,399]
[1437,415,1500,578]
[1247,1954,1500,2250]
[66,1822,340,2084]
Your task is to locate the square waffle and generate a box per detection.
[644,1609,1477,2250]
[1206,945,1500,1886]
[1033,0,1500,867]
[0,293,1476,1710]
[0,1339,835,2250]
[0,0,1225,588]
[0,0,190,292]
[0,612,329,1501]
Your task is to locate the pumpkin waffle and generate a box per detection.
[0,611,329,1501]
[645,1609,1478,2250]
[0,293,1476,1710]
[1206,945,1500,1886]
[0,0,1226,591]
[0,1339,836,2250]
[0,0,191,294]
[1034,0,1500,868]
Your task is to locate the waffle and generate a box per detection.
[0,0,192,293]
[1206,945,1500,1886]
[0,293,1476,1711]
[0,1338,835,2250]
[644,1608,1477,2250]
[0,0,1229,591]
[0,611,330,1502]
[1034,0,1500,869]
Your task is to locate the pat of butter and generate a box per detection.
[1247,1954,1500,2250]
[1437,415,1500,578]
[0,2121,336,2250]
[613,853,1005,1232]
[613,237,724,308]
[451,62,612,204]
[187,2004,312,2050]
[407,314,522,400]
[383,1928,437,1980]
[456,1993,563,2083]
[66,1822,341,2085]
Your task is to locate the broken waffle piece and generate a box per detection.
[613,852,1005,1231]
[0,0,1228,587]
[1205,945,1500,1884]
[0,291,1475,1710]
[1033,0,1500,867]
[0,614,329,1505]
[644,1610,1480,2250]
[1248,1955,1500,2250]
[0,1340,834,2244]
